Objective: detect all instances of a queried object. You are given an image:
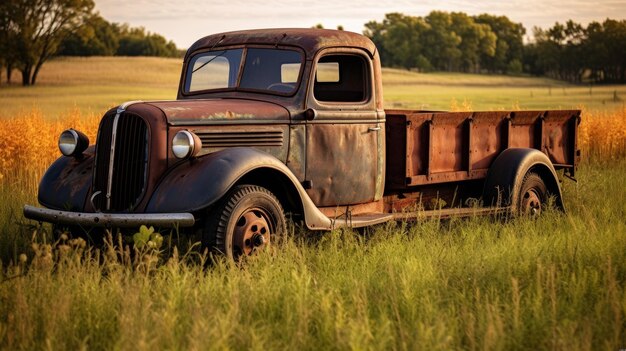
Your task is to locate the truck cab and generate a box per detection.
[24,29,580,259]
[176,29,386,207]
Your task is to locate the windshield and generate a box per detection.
[185,48,303,95]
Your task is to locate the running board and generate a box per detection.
[331,213,395,229]
[393,206,510,221]
[329,206,510,229]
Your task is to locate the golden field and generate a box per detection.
[0,106,624,188]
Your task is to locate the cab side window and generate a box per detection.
[314,55,367,103]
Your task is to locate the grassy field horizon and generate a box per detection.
[1,55,625,350]
[1,56,625,118]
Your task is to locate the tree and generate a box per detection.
[422,11,462,71]
[364,13,431,70]
[1,0,94,86]
[364,19,390,66]
[450,12,496,72]
[599,19,626,83]
[59,14,119,56]
[0,4,7,84]
[364,11,498,72]
[58,18,180,58]
[583,21,609,82]
[0,1,17,84]
[116,26,178,57]
[474,14,525,74]
[527,20,626,83]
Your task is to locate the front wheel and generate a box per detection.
[203,185,286,260]
[517,172,548,217]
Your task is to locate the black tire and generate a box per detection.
[203,185,286,260]
[517,172,548,217]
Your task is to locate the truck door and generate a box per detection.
[304,50,383,207]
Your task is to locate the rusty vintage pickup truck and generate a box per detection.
[24,28,580,258]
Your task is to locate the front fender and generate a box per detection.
[38,146,95,211]
[146,147,332,230]
[483,148,564,211]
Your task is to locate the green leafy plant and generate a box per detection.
[132,225,163,250]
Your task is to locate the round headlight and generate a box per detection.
[59,129,89,157]
[172,130,201,159]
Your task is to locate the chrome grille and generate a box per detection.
[195,130,283,148]
[93,112,148,212]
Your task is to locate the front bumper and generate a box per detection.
[23,205,195,228]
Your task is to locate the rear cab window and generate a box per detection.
[313,55,369,103]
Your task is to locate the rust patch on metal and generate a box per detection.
[305,123,378,206]
[190,125,289,162]
[318,200,384,218]
[429,113,470,173]
[147,99,289,123]
[37,148,95,211]
[470,111,507,170]
[286,125,306,180]
[385,109,580,190]
[186,28,377,61]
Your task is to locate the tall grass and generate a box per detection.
[579,107,626,160]
[0,104,625,349]
[0,109,99,185]
[0,160,625,350]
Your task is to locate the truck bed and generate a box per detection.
[384,109,581,190]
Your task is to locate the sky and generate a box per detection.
[94,0,626,49]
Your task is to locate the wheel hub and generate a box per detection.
[233,209,270,256]
[521,189,542,217]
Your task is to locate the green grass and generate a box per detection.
[0,159,625,350]
[1,57,626,119]
[382,68,626,111]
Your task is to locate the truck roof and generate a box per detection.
[185,28,376,60]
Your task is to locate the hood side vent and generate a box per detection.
[194,129,284,148]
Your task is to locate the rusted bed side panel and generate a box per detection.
[543,110,581,168]
[385,110,581,190]
[471,112,507,170]
[429,113,471,174]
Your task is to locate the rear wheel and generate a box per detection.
[517,172,548,217]
[203,185,286,260]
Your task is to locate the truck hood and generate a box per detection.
[145,98,290,124]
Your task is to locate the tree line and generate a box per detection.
[526,19,626,83]
[0,0,178,86]
[59,15,179,58]
[364,12,525,74]
[365,12,626,84]
[2,2,626,87]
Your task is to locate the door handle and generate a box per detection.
[368,127,381,132]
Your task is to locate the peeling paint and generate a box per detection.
[202,111,255,119]
[147,99,290,123]
[286,125,306,180]
[187,28,376,61]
